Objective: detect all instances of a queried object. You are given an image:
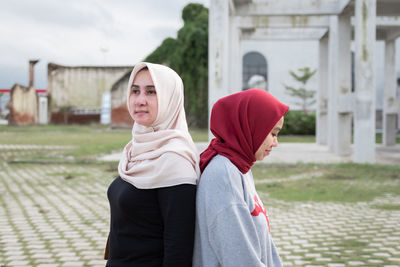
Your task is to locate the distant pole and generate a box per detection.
[100,46,110,124]
[29,59,39,87]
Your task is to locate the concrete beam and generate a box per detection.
[233,0,253,6]
[235,0,351,16]
[241,28,328,40]
[238,15,400,29]
[236,15,330,28]
[375,16,400,27]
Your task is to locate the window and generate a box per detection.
[242,52,268,91]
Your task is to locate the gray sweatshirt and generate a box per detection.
[193,155,282,267]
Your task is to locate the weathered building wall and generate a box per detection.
[110,72,133,128]
[47,63,132,113]
[8,84,38,125]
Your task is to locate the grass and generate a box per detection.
[0,125,319,161]
[372,204,400,210]
[189,127,209,142]
[254,163,400,203]
[252,162,318,179]
[279,135,315,143]
[375,132,400,144]
[1,124,399,203]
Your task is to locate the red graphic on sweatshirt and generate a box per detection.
[250,195,270,232]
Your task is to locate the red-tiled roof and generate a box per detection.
[0,89,47,93]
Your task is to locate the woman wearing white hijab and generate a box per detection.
[106,62,200,266]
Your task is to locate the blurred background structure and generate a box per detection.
[0,0,399,164]
[208,0,400,163]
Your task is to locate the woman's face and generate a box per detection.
[254,116,284,161]
[129,69,158,127]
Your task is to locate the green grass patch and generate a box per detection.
[278,135,315,143]
[0,124,131,159]
[252,163,318,179]
[189,128,209,142]
[375,132,400,144]
[255,163,400,202]
[372,204,400,210]
[0,125,211,161]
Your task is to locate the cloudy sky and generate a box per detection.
[0,0,209,89]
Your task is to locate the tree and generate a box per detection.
[145,38,178,66]
[284,67,317,114]
[144,3,208,128]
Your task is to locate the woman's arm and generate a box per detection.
[158,184,196,267]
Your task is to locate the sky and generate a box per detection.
[0,0,209,89]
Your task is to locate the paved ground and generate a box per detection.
[1,145,399,266]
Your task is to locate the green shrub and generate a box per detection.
[280,110,315,135]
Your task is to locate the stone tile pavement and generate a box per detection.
[1,147,400,266]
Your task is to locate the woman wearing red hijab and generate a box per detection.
[193,89,289,267]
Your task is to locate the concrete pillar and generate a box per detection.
[383,39,397,146]
[327,14,352,156]
[353,0,376,163]
[209,0,230,107]
[337,14,352,156]
[209,0,230,137]
[327,16,339,153]
[229,17,242,93]
[317,33,328,145]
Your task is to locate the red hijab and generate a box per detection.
[200,89,289,174]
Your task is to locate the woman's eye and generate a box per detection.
[132,89,140,94]
[147,90,156,95]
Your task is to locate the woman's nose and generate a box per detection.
[134,92,146,105]
[272,137,278,147]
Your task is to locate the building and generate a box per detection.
[47,63,132,123]
[209,0,400,163]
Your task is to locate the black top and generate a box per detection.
[106,176,196,267]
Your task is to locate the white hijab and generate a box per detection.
[118,62,200,189]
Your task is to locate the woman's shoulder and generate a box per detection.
[203,155,241,177]
[199,155,244,191]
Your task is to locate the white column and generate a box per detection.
[327,15,339,153]
[229,17,242,93]
[354,0,376,163]
[337,14,352,156]
[101,91,111,124]
[383,39,397,146]
[317,33,328,145]
[38,96,48,124]
[209,0,230,137]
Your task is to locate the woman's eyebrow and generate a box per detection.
[273,127,281,131]
[131,84,155,88]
